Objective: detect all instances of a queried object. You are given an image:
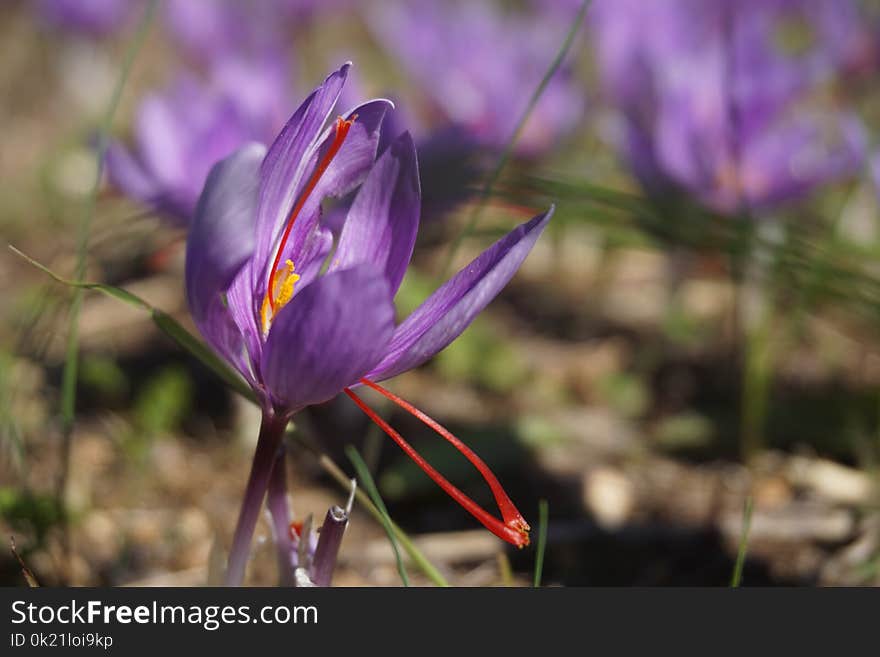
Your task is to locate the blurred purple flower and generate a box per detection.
[189,65,546,570]
[163,0,354,62]
[162,0,288,63]
[592,0,868,214]
[870,153,880,200]
[368,0,585,156]
[276,0,354,20]
[106,56,289,224]
[163,0,253,61]
[36,0,138,36]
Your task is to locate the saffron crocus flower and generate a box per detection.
[163,0,260,63]
[591,0,867,215]
[162,0,290,64]
[163,0,354,63]
[368,0,585,156]
[36,0,137,37]
[186,64,550,584]
[106,56,288,224]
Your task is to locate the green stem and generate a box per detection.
[730,497,754,587]
[533,499,549,587]
[346,446,410,587]
[740,305,774,462]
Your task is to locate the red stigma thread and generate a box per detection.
[344,379,530,547]
[266,115,357,312]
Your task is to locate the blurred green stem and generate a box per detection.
[360,398,390,475]
[731,219,775,463]
[740,303,774,462]
[730,496,754,587]
[346,446,411,586]
[55,0,158,582]
[533,499,549,587]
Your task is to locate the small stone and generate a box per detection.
[786,456,875,505]
[721,500,855,544]
[752,476,793,509]
[582,467,635,530]
[80,511,121,565]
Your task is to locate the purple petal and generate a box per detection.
[104,142,166,211]
[739,112,866,210]
[251,92,391,293]
[250,64,351,288]
[261,266,394,412]
[135,93,189,190]
[185,143,266,379]
[307,98,393,201]
[268,99,393,274]
[295,225,335,289]
[224,263,263,383]
[368,208,553,382]
[330,131,420,295]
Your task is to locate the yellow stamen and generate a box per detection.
[260,259,300,336]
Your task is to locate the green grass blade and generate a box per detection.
[149,310,256,404]
[60,0,159,435]
[438,0,591,280]
[346,446,411,587]
[730,497,754,587]
[533,498,549,587]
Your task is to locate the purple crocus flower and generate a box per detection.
[163,0,258,62]
[592,0,867,215]
[162,0,292,64]
[368,0,585,156]
[162,0,355,62]
[187,64,549,584]
[106,56,289,224]
[36,0,137,37]
[276,0,354,20]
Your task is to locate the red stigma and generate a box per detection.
[266,115,357,313]
[344,379,531,548]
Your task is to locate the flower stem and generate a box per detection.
[225,412,287,586]
[311,506,349,587]
[266,445,295,586]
